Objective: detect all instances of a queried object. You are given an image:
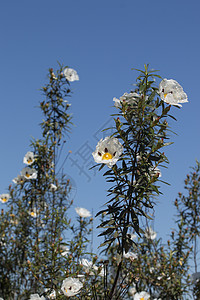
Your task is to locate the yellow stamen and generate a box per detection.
[140,298,145,300]
[27,159,33,163]
[2,198,7,202]
[26,173,30,178]
[164,93,167,98]
[102,152,113,160]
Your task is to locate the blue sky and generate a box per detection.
[0,0,200,252]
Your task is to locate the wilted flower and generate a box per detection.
[80,258,96,275]
[52,72,57,80]
[159,78,188,107]
[157,275,170,281]
[134,291,150,300]
[12,175,25,184]
[92,136,123,168]
[150,166,162,178]
[129,285,136,297]
[0,237,6,247]
[97,265,104,277]
[123,251,138,261]
[61,277,83,297]
[29,294,45,300]
[23,151,35,165]
[130,233,137,240]
[50,183,57,192]
[44,288,56,299]
[10,214,19,226]
[75,207,91,218]
[0,194,10,203]
[144,227,157,240]
[21,167,37,179]
[113,92,140,108]
[80,258,104,277]
[115,253,122,264]
[60,245,70,256]
[191,272,200,282]
[63,68,79,82]
[150,267,155,273]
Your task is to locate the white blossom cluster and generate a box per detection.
[13,151,37,184]
[0,151,37,204]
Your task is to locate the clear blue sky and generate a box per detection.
[0,0,200,251]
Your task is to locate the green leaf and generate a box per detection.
[130,209,140,236]
[98,228,115,237]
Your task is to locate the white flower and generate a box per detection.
[50,183,57,192]
[29,294,45,300]
[123,251,138,261]
[75,207,91,218]
[0,194,10,203]
[134,291,150,300]
[63,68,79,82]
[113,92,140,108]
[28,208,37,218]
[12,175,25,184]
[60,245,70,256]
[144,227,157,240]
[61,277,83,297]
[21,167,37,179]
[159,78,188,107]
[92,136,123,168]
[23,151,35,165]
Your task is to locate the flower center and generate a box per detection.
[27,158,33,163]
[102,152,113,160]
[26,173,30,178]
[65,286,72,292]
[164,93,168,98]
[2,198,7,202]
[30,212,35,216]
[140,298,145,300]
